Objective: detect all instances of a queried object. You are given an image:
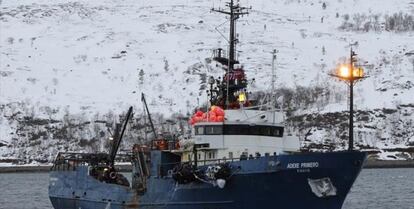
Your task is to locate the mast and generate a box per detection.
[271,49,278,106]
[212,0,249,72]
[271,49,278,123]
[212,0,250,108]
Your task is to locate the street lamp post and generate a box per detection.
[349,75,354,150]
[330,48,366,151]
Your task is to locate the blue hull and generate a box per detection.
[49,151,366,209]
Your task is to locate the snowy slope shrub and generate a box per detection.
[339,13,414,32]
[385,13,414,32]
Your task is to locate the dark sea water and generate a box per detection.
[0,168,413,209]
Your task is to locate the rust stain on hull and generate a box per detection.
[123,191,140,209]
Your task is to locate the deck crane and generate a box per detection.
[108,106,133,167]
[141,93,157,141]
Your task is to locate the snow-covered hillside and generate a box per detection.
[1,0,413,164]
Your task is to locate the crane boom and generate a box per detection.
[141,93,157,140]
[109,106,133,166]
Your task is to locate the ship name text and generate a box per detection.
[286,162,319,169]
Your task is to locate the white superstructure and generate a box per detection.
[186,108,300,162]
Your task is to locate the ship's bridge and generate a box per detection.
[224,109,285,123]
[189,109,300,161]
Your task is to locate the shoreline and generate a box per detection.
[362,159,414,169]
[0,160,413,173]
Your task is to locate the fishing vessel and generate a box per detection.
[48,1,367,208]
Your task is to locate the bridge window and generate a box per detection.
[195,126,204,135]
[223,125,283,137]
[195,125,283,137]
[205,126,223,135]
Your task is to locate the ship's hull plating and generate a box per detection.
[49,151,366,209]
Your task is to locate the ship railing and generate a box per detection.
[50,152,132,171]
[195,157,245,166]
[157,157,251,177]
